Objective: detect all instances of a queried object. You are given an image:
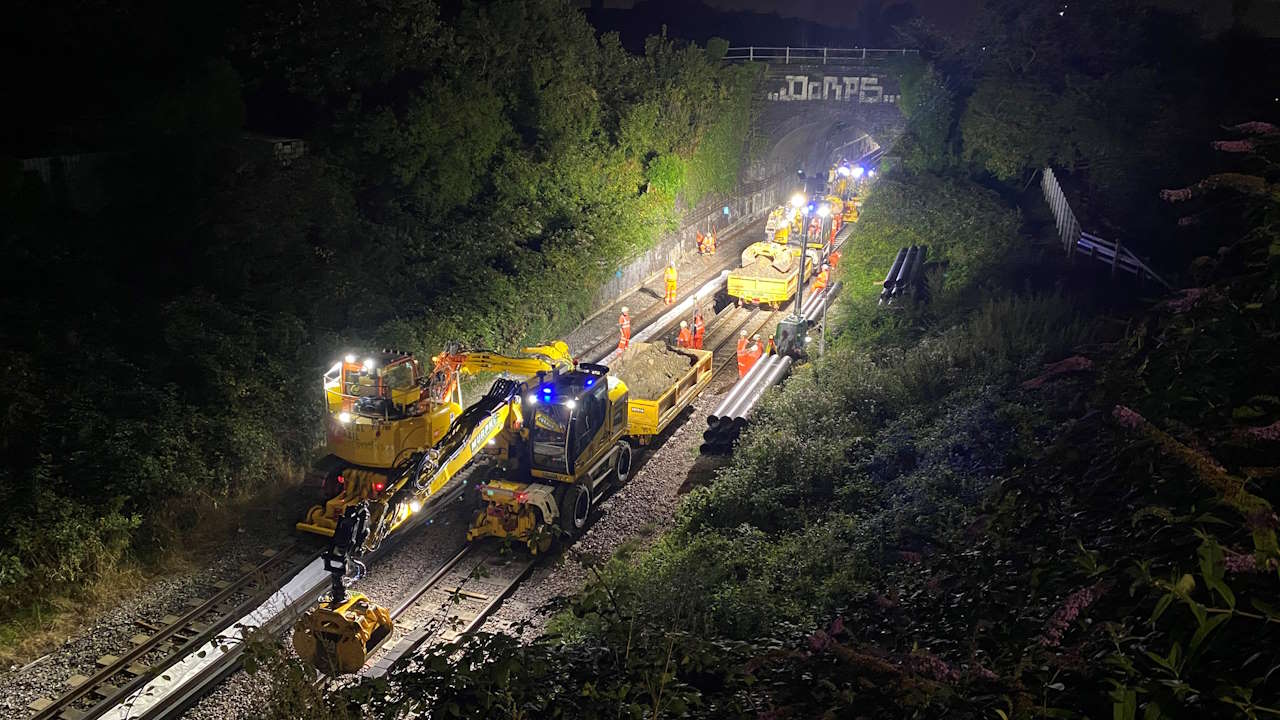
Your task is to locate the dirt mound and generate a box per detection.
[735,258,793,279]
[613,342,695,400]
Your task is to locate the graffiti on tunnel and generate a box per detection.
[767,75,898,103]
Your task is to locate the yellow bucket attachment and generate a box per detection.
[292,592,393,675]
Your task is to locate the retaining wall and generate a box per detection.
[591,167,791,308]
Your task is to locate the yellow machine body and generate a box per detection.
[728,242,824,306]
[844,195,861,223]
[298,343,575,539]
[292,592,393,675]
[467,357,706,550]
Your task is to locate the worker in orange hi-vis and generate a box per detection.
[828,250,841,270]
[735,330,751,377]
[812,263,830,292]
[707,230,717,255]
[617,306,631,350]
[742,334,765,375]
[676,320,693,348]
[696,231,706,255]
[664,263,678,304]
[692,308,706,350]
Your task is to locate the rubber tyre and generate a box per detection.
[613,442,633,484]
[557,482,591,539]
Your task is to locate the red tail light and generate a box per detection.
[514,491,529,504]
[373,481,386,493]
[336,474,345,485]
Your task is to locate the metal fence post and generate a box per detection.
[823,47,828,64]
[785,47,790,64]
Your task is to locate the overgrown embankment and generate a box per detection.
[277,3,1279,713]
[0,0,760,650]
[302,160,1278,720]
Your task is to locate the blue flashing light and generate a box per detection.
[585,379,594,387]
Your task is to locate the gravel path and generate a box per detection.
[0,533,288,716]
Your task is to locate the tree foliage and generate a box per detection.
[0,0,757,619]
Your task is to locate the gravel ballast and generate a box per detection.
[0,536,284,716]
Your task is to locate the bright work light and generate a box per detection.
[837,166,851,177]
[852,166,865,179]
[790,193,805,208]
[817,204,830,218]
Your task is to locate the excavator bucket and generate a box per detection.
[292,592,393,675]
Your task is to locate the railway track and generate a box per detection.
[339,306,780,681]
[26,541,323,720]
[33,259,784,718]
[360,542,535,678]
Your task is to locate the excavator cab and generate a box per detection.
[469,365,630,551]
[300,351,462,538]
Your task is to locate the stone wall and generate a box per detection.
[590,168,791,309]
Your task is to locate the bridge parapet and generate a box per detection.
[724,47,918,65]
[726,47,916,105]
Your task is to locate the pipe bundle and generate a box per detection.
[700,353,794,454]
[878,245,927,306]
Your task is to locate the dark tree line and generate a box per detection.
[0,0,757,613]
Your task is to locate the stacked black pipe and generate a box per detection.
[701,353,795,454]
[878,245,927,306]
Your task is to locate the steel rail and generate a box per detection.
[27,541,322,720]
[70,241,763,718]
[361,541,536,678]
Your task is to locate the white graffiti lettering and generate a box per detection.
[766,75,897,103]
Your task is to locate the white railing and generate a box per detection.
[724,47,919,64]
[1041,167,1171,289]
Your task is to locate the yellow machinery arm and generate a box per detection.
[293,377,528,675]
[367,378,525,547]
[443,340,574,378]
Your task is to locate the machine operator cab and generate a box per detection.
[470,363,634,553]
[527,366,606,474]
[323,351,431,420]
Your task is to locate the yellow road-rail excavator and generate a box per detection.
[296,343,575,541]
[293,342,576,674]
[295,348,717,674]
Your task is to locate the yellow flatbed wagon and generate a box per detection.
[727,242,823,307]
[625,347,713,440]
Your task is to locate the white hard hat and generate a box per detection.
[680,320,688,327]
[740,329,748,336]
[621,306,629,314]
[752,334,761,341]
